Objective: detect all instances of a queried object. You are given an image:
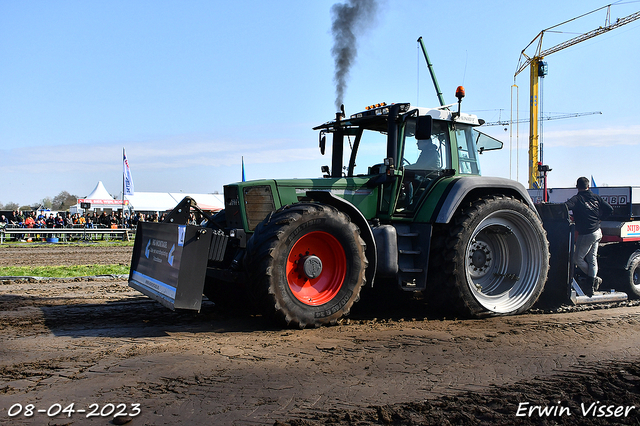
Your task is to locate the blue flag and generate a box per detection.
[242,156,246,182]
[591,175,597,188]
[123,148,135,195]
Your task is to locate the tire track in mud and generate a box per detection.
[278,361,640,425]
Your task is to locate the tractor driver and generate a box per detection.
[406,138,441,170]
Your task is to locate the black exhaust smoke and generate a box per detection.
[331,0,379,111]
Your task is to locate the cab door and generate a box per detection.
[393,117,453,217]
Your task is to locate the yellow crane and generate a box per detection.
[514,4,640,189]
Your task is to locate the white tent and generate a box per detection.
[70,181,224,214]
[85,181,113,200]
[123,192,177,212]
[125,192,224,212]
[169,193,224,211]
[70,181,128,214]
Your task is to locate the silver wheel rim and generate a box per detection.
[465,209,544,313]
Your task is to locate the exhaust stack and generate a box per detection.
[331,105,345,178]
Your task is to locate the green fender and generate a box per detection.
[429,176,536,224]
[304,190,377,288]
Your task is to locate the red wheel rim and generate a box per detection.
[286,231,346,306]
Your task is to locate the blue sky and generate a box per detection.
[2,0,640,207]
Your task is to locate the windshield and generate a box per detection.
[346,130,388,176]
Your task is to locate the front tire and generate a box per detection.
[245,203,367,328]
[441,195,549,316]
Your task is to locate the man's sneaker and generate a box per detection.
[594,276,602,292]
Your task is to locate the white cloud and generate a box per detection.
[480,124,640,150]
[541,125,640,147]
[1,133,322,172]
[0,132,327,205]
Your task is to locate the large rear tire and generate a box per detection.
[624,253,640,299]
[245,203,367,328]
[439,195,549,317]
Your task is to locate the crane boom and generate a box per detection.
[539,11,640,58]
[516,7,640,76]
[484,111,602,127]
[514,4,640,189]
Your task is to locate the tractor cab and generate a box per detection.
[313,101,503,217]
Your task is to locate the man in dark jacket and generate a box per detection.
[565,177,613,296]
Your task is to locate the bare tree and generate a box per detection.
[2,202,19,211]
[40,197,53,210]
[52,191,79,211]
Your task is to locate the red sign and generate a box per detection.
[78,199,129,205]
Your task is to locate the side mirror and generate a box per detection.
[319,132,326,155]
[321,165,330,178]
[415,115,432,140]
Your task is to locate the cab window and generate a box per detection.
[403,118,451,170]
[395,118,452,215]
[455,126,480,175]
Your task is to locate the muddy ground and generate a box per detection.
[2,243,640,425]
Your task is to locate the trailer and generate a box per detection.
[531,186,640,305]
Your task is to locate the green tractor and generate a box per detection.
[129,91,550,327]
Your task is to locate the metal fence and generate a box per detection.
[0,225,133,243]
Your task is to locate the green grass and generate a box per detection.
[0,264,130,278]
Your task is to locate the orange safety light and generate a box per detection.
[455,86,465,100]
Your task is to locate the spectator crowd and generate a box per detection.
[0,209,210,242]
[0,210,168,230]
